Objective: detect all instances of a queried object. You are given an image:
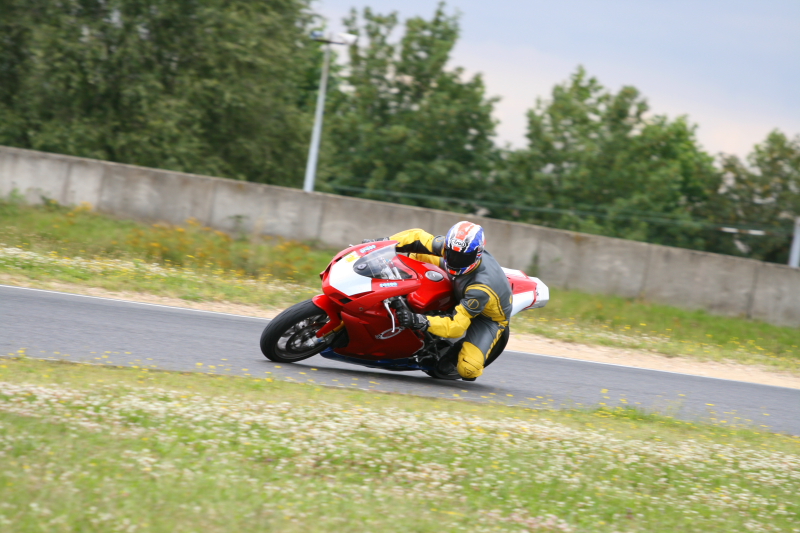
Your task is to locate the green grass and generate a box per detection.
[513,290,800,372]
[0,194,334,285]
[1,357,798,532]
[0,194,327,307]
[2,196,799,373]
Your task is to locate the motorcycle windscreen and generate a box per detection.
[353,246,414,280]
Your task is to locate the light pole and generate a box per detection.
[789,217,800,268]
[303,31,357,193]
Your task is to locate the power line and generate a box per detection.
[331,176,797,232]
[332,175,718,221]
[327,184,792,236]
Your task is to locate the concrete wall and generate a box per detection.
[1,145,798,327]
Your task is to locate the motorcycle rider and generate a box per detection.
[367,221,512,381]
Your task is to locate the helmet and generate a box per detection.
[443,221,485,276]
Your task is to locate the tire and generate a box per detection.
[260,300,332,363]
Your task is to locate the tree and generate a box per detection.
[0,0,317,186]
[713,131,800,263]
[499,67,721,250]
[318,3,499,212]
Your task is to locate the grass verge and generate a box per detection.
[1,357,799,532]
[513,291,800,373]
[2,197,799,373]
[0,359,800,532]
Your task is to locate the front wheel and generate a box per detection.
[260,300,332,363]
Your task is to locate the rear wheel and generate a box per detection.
[260,300,332,363]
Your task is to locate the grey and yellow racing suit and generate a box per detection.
[390,228,513,379]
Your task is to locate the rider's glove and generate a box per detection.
[395,307,429,331]
[361,237,390,244]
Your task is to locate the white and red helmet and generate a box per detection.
[444,221,485,276]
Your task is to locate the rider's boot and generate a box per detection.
[434,351,461,380]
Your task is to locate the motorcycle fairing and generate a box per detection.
[328,252,373,296]
[315,240,414,338]
[312,294,343,338]
[326,240,414,297]
[401,257,453,313]
[504,267,550,316]
[337,310,423,359]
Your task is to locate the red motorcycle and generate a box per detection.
[259,240,549,379]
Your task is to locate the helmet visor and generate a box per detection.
[445,247,479,270]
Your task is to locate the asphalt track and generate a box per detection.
[2,284,798,435]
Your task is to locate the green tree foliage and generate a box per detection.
[318,4,499,211]
[0,0,316,186]
[3,0,798,265]
[713,131,800,263]
[497,68,721,250]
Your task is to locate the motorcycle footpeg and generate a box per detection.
[413,353,434,365]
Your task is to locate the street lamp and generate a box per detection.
[790,217,800,268]
[303,31,358,193]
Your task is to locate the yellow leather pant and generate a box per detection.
[456,315,507,379]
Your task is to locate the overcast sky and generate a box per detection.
[312,0,800,158]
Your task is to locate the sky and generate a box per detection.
[312,0,800,158]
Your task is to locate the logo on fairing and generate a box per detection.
[375,327,405,339]
[359,244,376,253]
[379,282,398,287]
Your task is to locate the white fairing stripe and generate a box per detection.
[329,255,373,296]
[510,291,535,317]
[501,267,525,278]
[530,278,550,309]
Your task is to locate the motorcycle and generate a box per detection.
[259,240,549,380]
